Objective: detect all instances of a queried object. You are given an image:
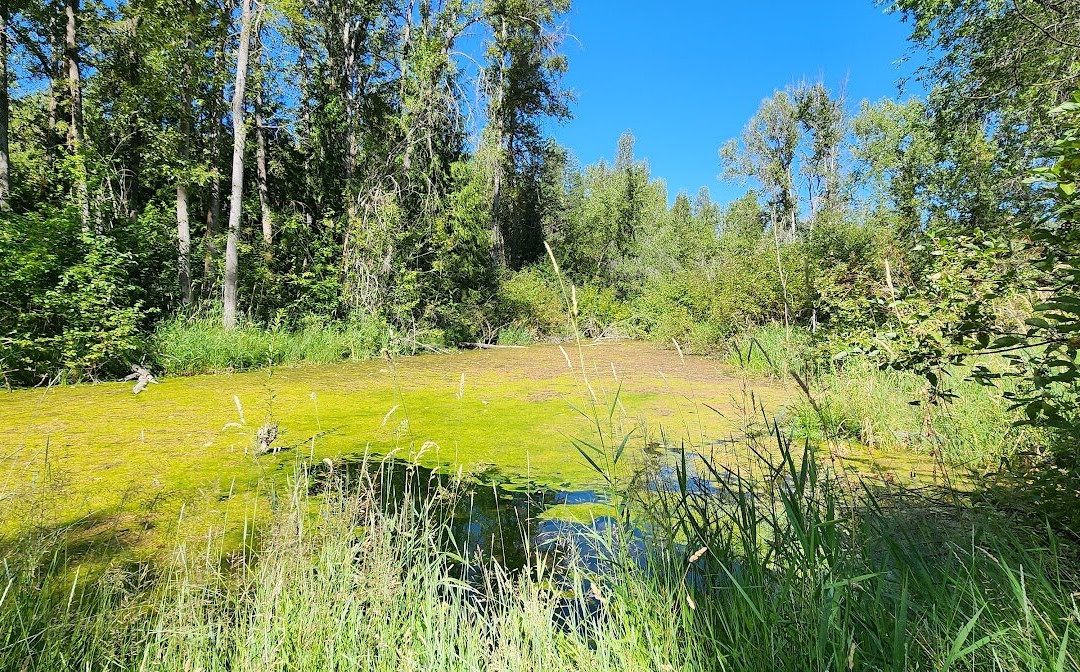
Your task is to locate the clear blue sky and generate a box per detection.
[546,1,924,205]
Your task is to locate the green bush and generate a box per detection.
[497,267,632,340]
[0,208,152,384]
[634,242,798,350]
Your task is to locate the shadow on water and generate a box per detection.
[302,446,740,631]
[307,456,640,579]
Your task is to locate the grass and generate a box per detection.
[722,323,811,379]
[722,324,1047,468]
[2,429,1076,671]
[150,315,397,376]
[785,359,1047,466]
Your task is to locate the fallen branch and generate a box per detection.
[459,342,527,350]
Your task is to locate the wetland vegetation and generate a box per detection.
[3,0,1080,669]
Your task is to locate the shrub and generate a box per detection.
[0,209,151,384]
[497,267,632,340]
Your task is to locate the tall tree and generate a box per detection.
[721,90,800,242]
[482,0,571,268]
[794,81,846,222]
[64,0,89,226]
[203,8,229,298]
[176,8,196,306]
[0,0,9,209]
[223,0,255,330]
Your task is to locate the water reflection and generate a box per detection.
[308,457,626,577]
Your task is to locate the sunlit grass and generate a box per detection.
[2,432,1076,671]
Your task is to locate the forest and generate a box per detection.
[2,0,1080,670]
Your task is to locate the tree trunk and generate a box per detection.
[0,0,10,209]
[177,183,192,305]
[202,18,227,299]
[176,24,194,306]
[255,75,271,252]
[64,0,89,227]
[223,0,254,331]
[491,160,506,266]
[202,176,220,295]
[43,67,58,197]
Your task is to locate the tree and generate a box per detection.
[852,98,935,239]
[223,0,255,330]
[794,81,845,223]
[721,90,799,241]
[482,0,571,268]
[63,0,88,227]
[0,0,9,209]
[885,0,1079,225]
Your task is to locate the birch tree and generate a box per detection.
[223,0,255,330]
[0,0,9,209]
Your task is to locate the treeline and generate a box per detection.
[0,0,571,381]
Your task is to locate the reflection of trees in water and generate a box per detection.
[309,457,624,580]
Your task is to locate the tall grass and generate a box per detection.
[785,359,1047,465]
[150,315,395,376]
[3,433,1077,671]
[723,323,812,378]
[722,324,1046,467]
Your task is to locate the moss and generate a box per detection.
[539,502,618,524]
[0,341,941,557]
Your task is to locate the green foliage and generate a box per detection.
[869,95,1080,466]
[635,238,799,349]
[0,208,151,384]
[497,266,630,339]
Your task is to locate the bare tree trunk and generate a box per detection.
[491,160,506,266]
[772,212,791,329]
[0,0,10,209]
[43,69,58,197]
[223,0,254,330]
[65,0,89,228]
[176,24,194,306]
[202,176,220,294]
[177,184,192,304]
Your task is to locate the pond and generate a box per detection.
[0,341,936,559]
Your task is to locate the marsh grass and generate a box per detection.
[2,428,1078,671]
[151,315,395,376]
[782,359,1048,466]
[723,324,1046,467]
[723,323,812,378]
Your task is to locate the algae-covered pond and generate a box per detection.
[0,341,935,557]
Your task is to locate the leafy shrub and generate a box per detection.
[497,267,632,340]
[0,208,151,384]
[635,242,798,350]
[496,325,534,346]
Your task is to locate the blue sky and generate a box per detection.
[546,1,924,205]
